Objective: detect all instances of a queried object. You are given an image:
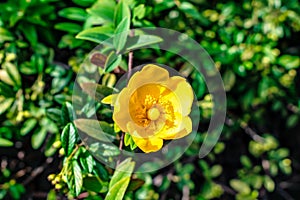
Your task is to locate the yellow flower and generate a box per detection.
[104,64,194,153]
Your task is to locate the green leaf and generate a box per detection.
[55,22,82,34]
[0,97,14,115]
[46,108,62,123]
[223,70,236,91]
[58,7,87,21]
[31,127,48,149]
[73,160,83,196]
[59,34,84,49]
[109,158,135,188]
[72,0,95,7]
[210,165,222,178]
[114,0,131,28]
[133,4,146,19]
[278,55,300,70]
[0,82,14,97]
[21,118,37,136]
[105,177,131,200]
[105,158,135,200]
[0,138,13,147]
[240,155,252,168]
[3,62,21,87]
[47,189,57,200]
[79,151,94,173]
[0,69,14,86]
[90,142,120,157]
[74,119,115,142]
[87,0,116,22]
[61,102,74,125]
[124,133,137,150]
[264,176,275,192]
[101,143,120,156]
[230,179,251,194]
[114,17,130,53]
[61,123,77,156]
[179,2,209,25]
[124,133,131,146]
[80,83,114,102]
[104,51,122,73]
[94,161,109,181]
[19,23,37,46]
[75,26,114,44]
[286,114,298,128]
[83,176,107,193]
[125,35,163,51]
[0,27,14,42]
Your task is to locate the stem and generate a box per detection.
[119,132,124,150]
[127,30,134,80]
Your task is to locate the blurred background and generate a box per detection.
[0,0,300,199]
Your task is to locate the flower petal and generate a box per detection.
[167,76,194,116]
[112,88,131,132]
[127,64,169,90]
[158,116,192,140]
[131,134,163,153]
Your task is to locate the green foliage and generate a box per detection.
[1,0,300,199]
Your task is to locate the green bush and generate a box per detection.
[0,0,299,199]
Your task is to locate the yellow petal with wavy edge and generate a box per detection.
[167,76,194,116]
[131,134,163,153]
[127,64,169,90]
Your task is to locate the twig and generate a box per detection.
[215,181,236,196]
[22,157,53,186]
[226,116,264,143]
[182,186,190,200]
[287,103,299,113]
[119,132,124,151]
[127,29,134,80]
[239,120,264,143]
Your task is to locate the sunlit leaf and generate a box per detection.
[0,138,13,147]
[230,179,251,194]
[105,158,135,200]
[58,7,87,21]
[114,0,131,28]
[61,123,77,156]
[114,17,130,53]
[55,22,82,33]
[21,118,37,136]
[76,26,114,44]
[73,160,83,196]
[0,98,14,115]
[125,35,163,52]
[31,127,48,149]
[87,0,116,22]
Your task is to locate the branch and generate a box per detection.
[127,29,134,80]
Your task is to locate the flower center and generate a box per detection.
[129,83,179,130]
[147,107,160,120]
